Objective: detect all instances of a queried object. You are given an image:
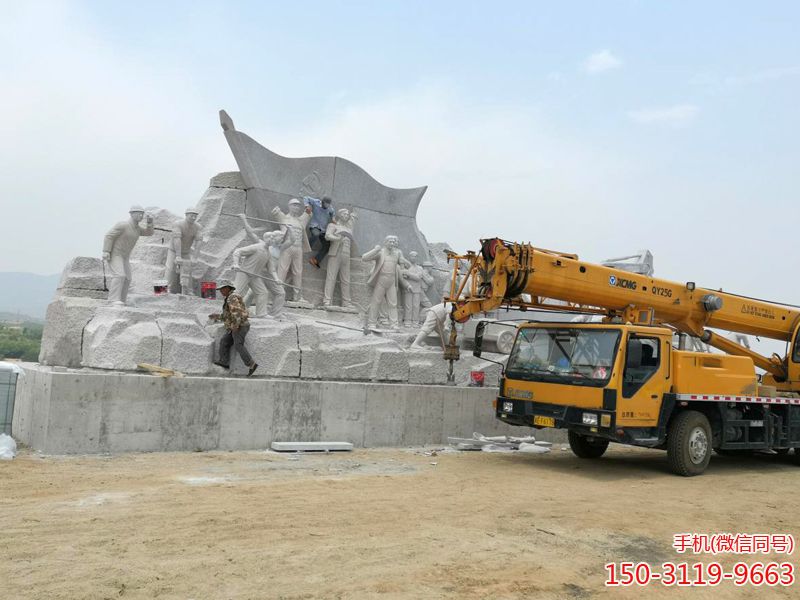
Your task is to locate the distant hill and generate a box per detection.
[0,272,61,319]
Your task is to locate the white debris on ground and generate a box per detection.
[447,432,552,454]
[0,433,17,460]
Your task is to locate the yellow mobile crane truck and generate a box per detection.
[445,239,800,476]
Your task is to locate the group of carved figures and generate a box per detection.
[101,200,441,333]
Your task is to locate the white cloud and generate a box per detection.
[627,104,699,125]
[583,50,622,74]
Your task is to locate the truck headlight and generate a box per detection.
[582,413,598,426]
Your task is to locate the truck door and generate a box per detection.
[618,334,669,427]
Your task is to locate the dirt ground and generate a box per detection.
[1,444,798,600]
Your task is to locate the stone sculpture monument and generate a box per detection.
[401,251,425,327]
[323,207,358,310]
[271,198,311,303]
[219,110,430,258]
[411,302,453,350]
[38,110,508,394]
[165,206,203,294]
[102,205,154,305]
[232,226,292,318]
[419,261,435,318]
[362,235,410,329]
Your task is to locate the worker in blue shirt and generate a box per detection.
[304,196,335,268]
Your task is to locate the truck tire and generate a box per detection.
[568,431,609,458]
[791,449,800,465]
[667,410,711,476]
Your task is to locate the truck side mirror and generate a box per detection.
[473,321,487,358]
[626,340,642,369]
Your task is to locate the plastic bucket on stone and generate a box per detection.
[469,371,485,387]
[201,281,217,299]
[153,280,168,295]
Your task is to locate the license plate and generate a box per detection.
[533,415,555,428]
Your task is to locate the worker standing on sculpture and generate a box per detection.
[271,198,312,302]
[410,302,453,349]
[305,195,335,268]
[323,208,358,309]
[102,205,154,305]
[209,280,258,376]
[166,207,203,295]
[362,235,410,329]
[400,251,425,327]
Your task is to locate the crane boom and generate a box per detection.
[447,239,800,385]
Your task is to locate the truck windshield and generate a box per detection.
[506,328,620,387]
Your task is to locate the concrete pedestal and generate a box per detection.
[13,364,564,454]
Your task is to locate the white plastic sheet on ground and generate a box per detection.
[0,433,17,460]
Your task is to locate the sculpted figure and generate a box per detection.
[400,251,425,327]
[411,302,453,350]
[102,205,154,305]
[323,208,358,309]
[362,235,411,329]
[232,227,292,318]
[271,198,312,302]
[419,261,436,318]
[166,207,204,294]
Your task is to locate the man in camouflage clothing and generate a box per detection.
[210,280,258,376]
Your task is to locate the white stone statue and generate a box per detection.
[411,302,453,350]
[271,198,312,302]
[362,235,411,329]
[166,207,204,295]
[419,261,436,318]
[400,251,425,327]
[323,208,358,309]
[232,227,292,318]
[102,205,154,305]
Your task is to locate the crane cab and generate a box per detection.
[483,321,800,475]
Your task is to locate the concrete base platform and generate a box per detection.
[13,364,565,454]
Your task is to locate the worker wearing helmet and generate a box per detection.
[166,206,204,294]
[102,205,154,305]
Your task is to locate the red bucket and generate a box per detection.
[469,371,485,387]
[153,281,168,296]
[201,281,217,299]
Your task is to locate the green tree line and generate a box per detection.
[0,322,43,361]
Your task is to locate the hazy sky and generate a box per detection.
[2,0,799,316]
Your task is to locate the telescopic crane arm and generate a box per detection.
[446,239,800,383]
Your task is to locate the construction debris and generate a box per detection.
[137,363,185,378]
[447,432,552,454]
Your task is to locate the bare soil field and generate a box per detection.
[1,444,798,599]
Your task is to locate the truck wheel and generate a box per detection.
[667,411,711,476]
[568,431,609,458]
[791,449,800,465]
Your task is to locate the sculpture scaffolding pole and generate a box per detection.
[221,212,303,230]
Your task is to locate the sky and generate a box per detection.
[1,0,799,321]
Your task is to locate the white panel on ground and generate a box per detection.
[271,441,354,452]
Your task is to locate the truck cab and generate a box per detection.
[484,321,800,475]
